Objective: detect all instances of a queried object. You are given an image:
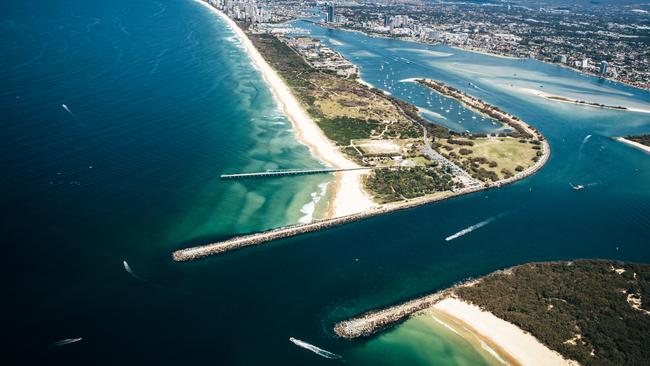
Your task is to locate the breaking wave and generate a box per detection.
[479,340,510,365]
[431,314,460,336]
[298,182,329,224]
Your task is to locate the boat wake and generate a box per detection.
[61,104,79,121]
[579,134,592,152]
[123,260,147,282]
[445,212,509,241]
[289,337,342,360]
[469,82,487,93]
[52,337,82,347]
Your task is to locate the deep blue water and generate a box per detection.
[2,0,649,365]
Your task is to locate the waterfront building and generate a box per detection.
[600,61,608,75]
[326,3,335,23]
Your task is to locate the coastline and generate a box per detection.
[176,1,550,262]
[172,73,550,261]
[333,295,576,366]
[432,298,578,366]
[195,0,375,219]
[173,132,548,262]
[616,137,650,154]
[450,45,525,60]
[328,23,648,93]
[517,87,650,114]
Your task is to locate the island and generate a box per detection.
[334,259,650,366]
[174,0,550,262]
[616,135,650,154]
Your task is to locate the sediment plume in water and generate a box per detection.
[289,337,342,360]
[445,212,509,241]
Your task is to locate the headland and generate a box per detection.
[335,260,650,366]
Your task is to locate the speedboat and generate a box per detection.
[570,183,585,191]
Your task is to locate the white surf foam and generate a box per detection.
[445,212,508,241]
[431,314,461,335]
[289,337,342,360]
[298,183,329,224]
[479,339,510,365]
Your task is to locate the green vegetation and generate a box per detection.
[455,260,650,366]
[316,117,382,146]
[248,32,547,203]
[365,167,455,203]
[248,31,430,154]
[435,136,539,181]
[626,134,650,147]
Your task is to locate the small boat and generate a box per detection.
[570,183,585,191]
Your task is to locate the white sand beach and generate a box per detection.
[434,298,578,366]
[517,86,650,114]
[616,137,650,154]
[196,1,375,218]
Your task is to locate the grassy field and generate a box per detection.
[352,139,402,155]
[436,136,539,181]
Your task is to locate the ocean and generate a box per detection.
[1,0,649,365]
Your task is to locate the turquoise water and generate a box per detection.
[2,0,649,365]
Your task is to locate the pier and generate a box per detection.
[172,184,486,262]
[220,167,372,179]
